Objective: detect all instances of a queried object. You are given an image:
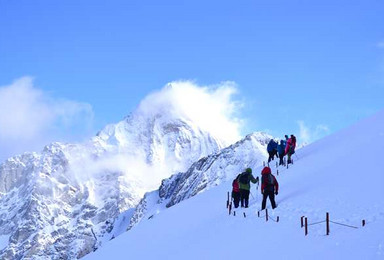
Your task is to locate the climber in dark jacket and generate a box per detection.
[267,139,278,163]
[261,167,279,210]
[277,140,286,166]
[231,175,241,208]
[237,168,259,208]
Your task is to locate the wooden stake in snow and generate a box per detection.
[362,220,366,227]
[326,212,330,235]
[301,216,305,228]
[266,209,269,222]
[243,212,246,218]
[305,217,308,236]
[227,192,229,208]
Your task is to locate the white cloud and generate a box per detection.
[297,120,330,144]
[67,151,180,193]
[0,77,94,161]
[65,80,246,191]
[136,80,243,145]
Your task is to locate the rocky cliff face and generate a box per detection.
[127,132,271,230]
[0,111,226,259]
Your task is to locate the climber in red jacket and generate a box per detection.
[285,134,296,164]
[261,166,279,210]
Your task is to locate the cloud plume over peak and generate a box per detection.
[0,77,94,162]
[136,81,243,145]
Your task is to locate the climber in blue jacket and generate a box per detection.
[267,139,278,163]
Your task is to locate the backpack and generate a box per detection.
[239,173,249,185]
[232,179,239,192]
[265,173,275,186]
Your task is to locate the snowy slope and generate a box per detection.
[86,110,384,260]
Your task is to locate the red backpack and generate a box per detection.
[232,179,240,193]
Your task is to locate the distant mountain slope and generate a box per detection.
[125,132,270,231]
[86,109,384,260]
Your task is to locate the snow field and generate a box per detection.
[86,110,384,260]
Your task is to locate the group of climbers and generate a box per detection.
[230,134,296,211]
[268,134,296,166]
[232,168,259,208]
[232,166,278,210]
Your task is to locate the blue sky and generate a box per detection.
[1,0,384,160]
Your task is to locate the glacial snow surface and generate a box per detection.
[86,109,384,260]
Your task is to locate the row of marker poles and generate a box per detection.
[274,157,288,169]
[267,158,288,169]
[231,206,280,220]
[226,192,249,218]
[257,209,267,221]
[301,213,366,236]
[257,209,280,222]
[229,208,248,218]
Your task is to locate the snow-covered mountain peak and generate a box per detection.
[0,81,245,259]
[132,81,242,145]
